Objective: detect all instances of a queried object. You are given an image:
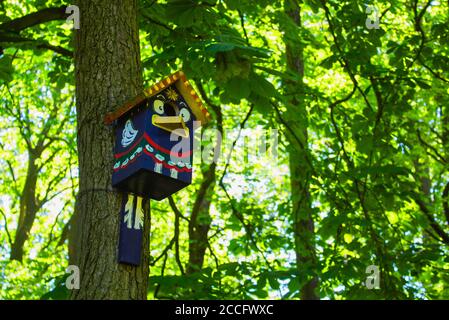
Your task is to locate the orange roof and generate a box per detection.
[104,71,211,125]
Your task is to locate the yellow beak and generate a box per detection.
[152,115,189,138]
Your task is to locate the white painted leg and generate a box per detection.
[134,197,144,230]
[123,195,134,229]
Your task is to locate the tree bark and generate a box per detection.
[69,0,150,299]
[283,0,319,300]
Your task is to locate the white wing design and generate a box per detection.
[121,119,138,147]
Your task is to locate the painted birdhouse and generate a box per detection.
[104,71,210,201]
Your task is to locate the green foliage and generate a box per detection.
[0,55,14,84]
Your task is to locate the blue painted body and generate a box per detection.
[111,86,195,200]
[118,194,146,265]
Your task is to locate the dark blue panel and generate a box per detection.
[118,194,145,266]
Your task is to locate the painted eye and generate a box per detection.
[179,108,190,122]
[153,99,164,115]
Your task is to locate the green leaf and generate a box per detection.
[414,79,431,89]
[320,54,338,69]
[0,55,14,84]
[250,73,279,99]
[248,92,272,114]
[224,77,251,100]
[205,42,236,53]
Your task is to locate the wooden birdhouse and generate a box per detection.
[104,71,210,201]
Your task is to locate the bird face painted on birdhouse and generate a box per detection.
[105,71,210,200]
[151,92,191,139]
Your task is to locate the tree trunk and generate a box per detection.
[186,86,222,275]
[69,0,150,299]
[187,162,216,274]
[283,0,319,300]
[10,153,39,261]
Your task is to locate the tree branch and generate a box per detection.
[238,9,249,44]
[271,100,315,172]
[168,195,190,222]
[320,0,374,112]
[417,129,447,164]
[415,198,449,245]
[0,35,73,57]
[0,7,67,32]
[0,208,13,248]
[418,58,449,84]
[443,182,449,226]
